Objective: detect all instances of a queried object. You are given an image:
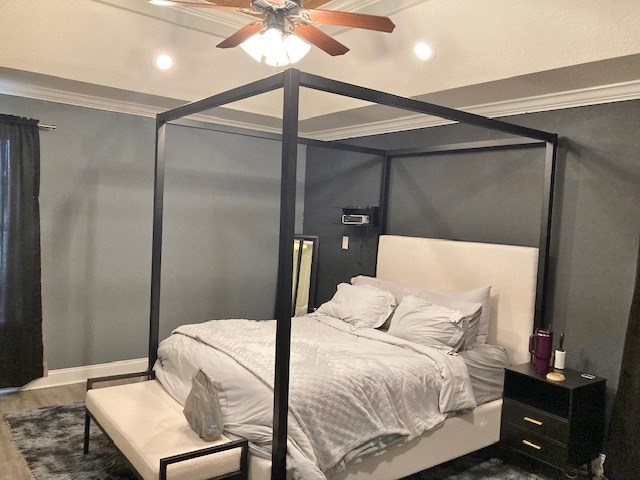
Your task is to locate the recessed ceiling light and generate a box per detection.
[148,0,173,5]
[414,42,436,62]
[154,53,174,71]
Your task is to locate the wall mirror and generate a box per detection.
[292,235,319,316]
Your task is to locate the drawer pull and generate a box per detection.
[522,440,542,450]
[523,416,543,426]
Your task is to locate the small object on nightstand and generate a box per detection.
[529,329,553,375]
[554,350,566,369]
[546,371,566,382]
[554,332,566,369]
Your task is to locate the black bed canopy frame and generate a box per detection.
[148,69,557,480]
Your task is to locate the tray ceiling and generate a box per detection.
[1,0,639,137]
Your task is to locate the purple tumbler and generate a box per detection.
[529,329,553,375]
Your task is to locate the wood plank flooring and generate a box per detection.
[0,382,86,480]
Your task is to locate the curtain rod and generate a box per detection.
[37,123,56,130]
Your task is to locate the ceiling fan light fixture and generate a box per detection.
[240,28,311,66]
[284,34,311,64]
[240,33,265,62]
[265,51,289,67]
[262,28,284,54]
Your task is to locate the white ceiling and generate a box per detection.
[1,0,639,138]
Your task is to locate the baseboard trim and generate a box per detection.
[21,358,148,391]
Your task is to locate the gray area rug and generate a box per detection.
[4,402,546,479]
[4,402,135,479]
[407,455,546,480]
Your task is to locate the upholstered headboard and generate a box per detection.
[376,235,538,364]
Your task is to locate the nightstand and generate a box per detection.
[500,363,606,476]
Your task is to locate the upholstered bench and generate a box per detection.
[84,373,248,480]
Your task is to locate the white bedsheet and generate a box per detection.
[154,314,476,480]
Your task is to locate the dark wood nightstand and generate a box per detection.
[500,363,606,476]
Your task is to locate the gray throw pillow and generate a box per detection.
[183,370,224,441]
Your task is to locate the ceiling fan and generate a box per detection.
[147,0,395,64]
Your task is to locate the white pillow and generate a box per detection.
[387,295,464,350]
[316,283,396,329]
[412,290,481,350]
[351,275,421,304]
[421,285,491,344]
[351,275,484,347]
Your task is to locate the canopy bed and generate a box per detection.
[87,69,558,480]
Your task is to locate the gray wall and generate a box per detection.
[303,149,383,304]
[160,125,306,341]
[1,95,305,369]
[305,100,640,422]
[387,147,543,247]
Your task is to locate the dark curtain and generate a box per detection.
[0,114,44,388]
[605,239,640,479]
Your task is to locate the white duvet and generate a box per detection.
[154,314,476,479]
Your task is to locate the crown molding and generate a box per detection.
[0,79,283,135]
[91,0,420,35]
[2,77,639,140]
[91,0,245,35]
[306,79,640,140]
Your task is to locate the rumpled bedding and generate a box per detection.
[154,314,477,480]
[459,343,509,405]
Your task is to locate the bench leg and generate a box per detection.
[83,410,91,454]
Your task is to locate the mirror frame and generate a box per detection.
[293,234,319,316]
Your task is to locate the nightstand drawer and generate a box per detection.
[501,422,568,467]
[502,398,569,443]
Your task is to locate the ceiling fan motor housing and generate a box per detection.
[252,0,302,15]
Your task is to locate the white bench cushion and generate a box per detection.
[86,380,242,480]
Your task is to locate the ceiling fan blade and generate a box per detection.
[293,24,349,56]
[205,0,286,6]
[148,1,262,16]
[217,22,264,49]
[301,9,395,33]
[300,0,334,8]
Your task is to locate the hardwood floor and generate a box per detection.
[0,382,86,480]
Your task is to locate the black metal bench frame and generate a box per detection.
[84,371,249,480]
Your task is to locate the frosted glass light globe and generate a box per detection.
[240,33,265,62]
[284,35,311,64]
[239,28,311,66]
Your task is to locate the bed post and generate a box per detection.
[272,68,300,480]
[374,155,391,277]
[379,154,391,235]
[534,137,558,330]
[148,118,167,373]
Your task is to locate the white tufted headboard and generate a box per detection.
[376,235,538,364]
